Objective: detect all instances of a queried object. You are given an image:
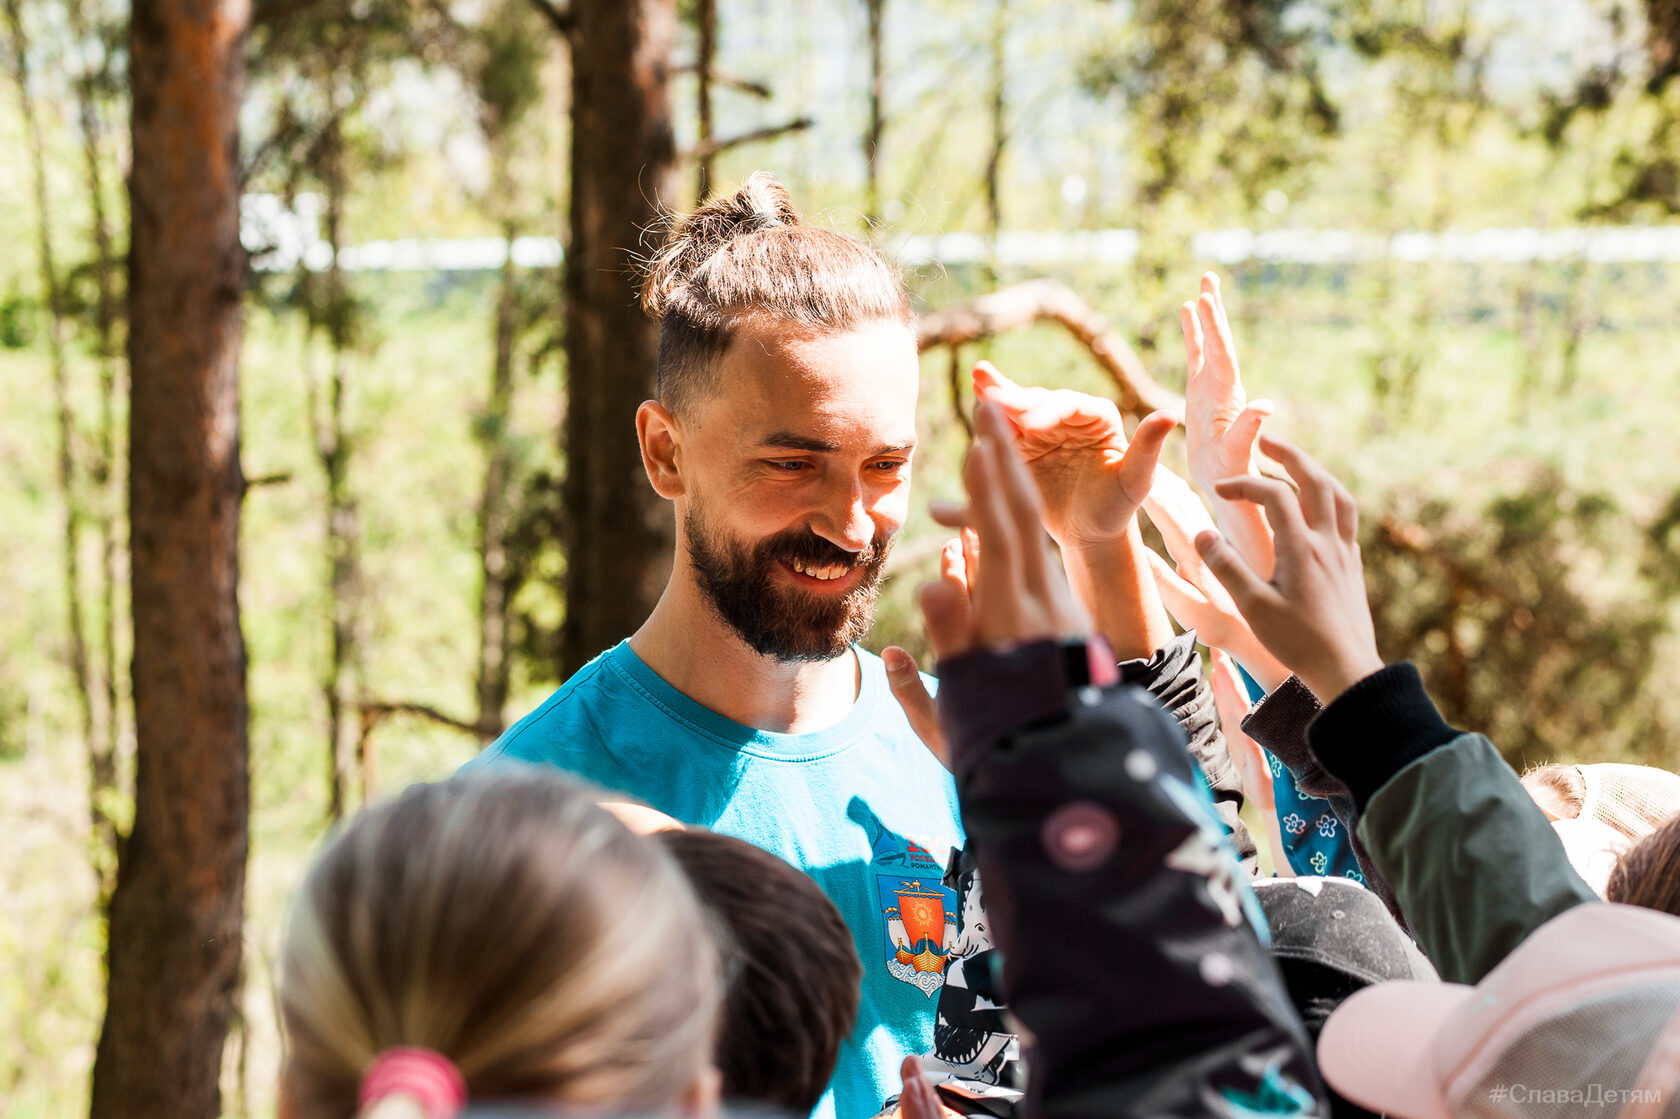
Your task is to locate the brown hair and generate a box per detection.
[1607,812,1680,916]
[638,171,912,412]
[658,828,862,1112]
[278,770,720,1119]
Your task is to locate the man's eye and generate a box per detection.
[872,459,908,473]
[767,460,809,472]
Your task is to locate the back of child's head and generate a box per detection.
[278,769,721,1119]
[1609,811,1680,916]
[657,828,862,1113]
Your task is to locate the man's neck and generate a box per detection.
[629,575,862,734]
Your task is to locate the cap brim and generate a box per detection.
[1317,980,1476,1119]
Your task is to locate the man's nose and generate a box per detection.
[812,477,875,555]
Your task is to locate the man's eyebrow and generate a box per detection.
[757,432,839,453]
[755,432,918,455]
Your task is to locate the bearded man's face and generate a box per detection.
[685,505,893,661]
[662,317,920,662]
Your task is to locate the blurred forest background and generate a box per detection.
[7,0,1680,1115]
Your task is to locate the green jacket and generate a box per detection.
[1357,734,1598,984]
[1304,663,1598,985]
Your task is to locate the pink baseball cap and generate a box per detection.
[1317,903,1680,1118]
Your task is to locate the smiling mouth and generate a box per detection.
[781,559,861,589]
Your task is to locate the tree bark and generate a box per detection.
[560,0,677,679]
[475,230,520,740]
[90,1,249,1116]
[694,0,715,201]
[311,104,363,823]
[863,0,884,224]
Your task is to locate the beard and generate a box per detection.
[684,505,893,662]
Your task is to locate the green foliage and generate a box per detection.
[0,287,34,348]
[1364,471,1678,770]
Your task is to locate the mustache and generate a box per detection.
[758,528,888,571]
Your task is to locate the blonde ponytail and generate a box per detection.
[278,770,720,1119]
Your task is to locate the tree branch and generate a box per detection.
[524,0,572,36]
[243,471,293,492]
[358,699,485,738]
[683,116,814,162]
[672,62,773,99]
[916,279,1184,418]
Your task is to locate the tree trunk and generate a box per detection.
[560,0,677,679]
[863,0,884,224]
[90,1,249,1116]
[695,0,716,201]
[67,0,127,906]
[309,103,364,822]
[475,231,519,740]
[6,0,100,858]
[983,0,1006,280]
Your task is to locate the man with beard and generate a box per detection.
[469,173,963,1119]
[471,170,1240,1119]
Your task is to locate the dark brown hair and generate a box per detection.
[278,770,720,1119]
[658,828,863,1112]
[1607,812,1680,916]
[639,171,912,412]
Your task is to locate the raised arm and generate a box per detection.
[970,360,1177,661]
[924,402,1324,1119]
[1183,272,1277,581]
[1196,435,1596,981]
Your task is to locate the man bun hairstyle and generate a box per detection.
[639,171,912,412]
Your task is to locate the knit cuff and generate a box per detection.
[1307,662,1459,811]
[1240,675,1322,773]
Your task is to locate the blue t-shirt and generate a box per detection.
[467,641,966,1119]
[1235,667,1364,883]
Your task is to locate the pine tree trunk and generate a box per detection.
[560,0,677,678]
[67,0,126,906]
[475,232,519,740]
[89,2,249,1116]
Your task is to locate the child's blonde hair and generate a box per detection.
[278,769,720,1118]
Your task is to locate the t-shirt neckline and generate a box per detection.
[605,640,880,761]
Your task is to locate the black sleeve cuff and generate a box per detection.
[1307,662,1460,811]
[936,640,1071,771]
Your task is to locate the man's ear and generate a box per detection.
[637,399,685,499]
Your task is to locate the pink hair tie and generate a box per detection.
[358,1047,467,1118]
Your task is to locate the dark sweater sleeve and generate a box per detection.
[1118,632,1256,862]
[938,640,1326,1119]
[1241,676,1407,930]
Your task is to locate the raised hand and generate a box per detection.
[1182,272,1277,579]
[972,360,1178,551]
[1142,463,1291,691]
[1194,435,1385,705]
[884,537,971,768]
[923,400,1092,659]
